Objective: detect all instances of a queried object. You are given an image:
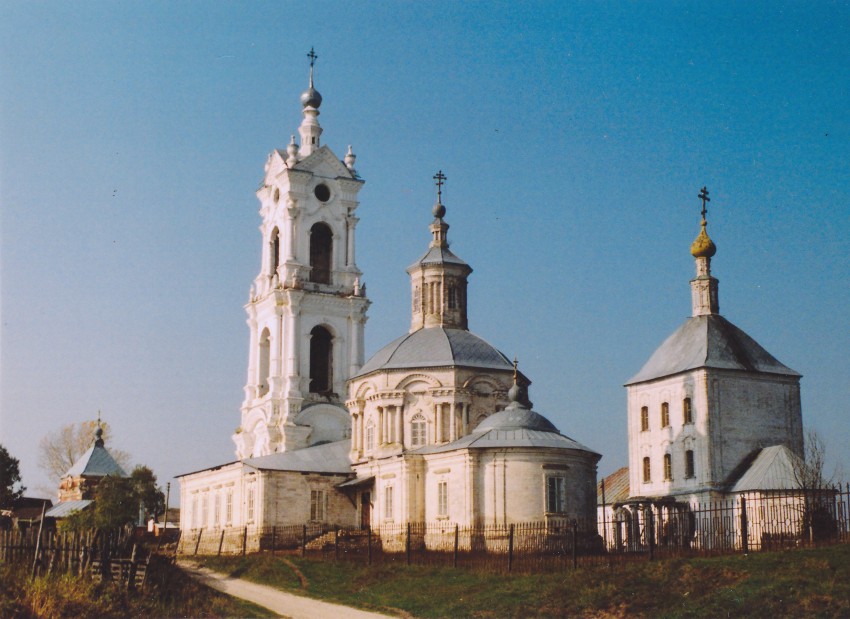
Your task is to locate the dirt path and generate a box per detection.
[178,560,398,619]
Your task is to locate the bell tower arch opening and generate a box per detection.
[310,223,333,284]
[309,325,333,394]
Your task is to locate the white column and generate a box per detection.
[435,403,443,443]
[346,216,357,267]
[450,403,458,442]
[286,205,297,260]
[378,407,384,445]
[394,406,402,444]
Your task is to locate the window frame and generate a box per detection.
[437,481,448,517]
[642,457,651,483]
[685,449,695,479]
[663,453,673,481]
[661,402,670,428]
[384,485,394,521]
[310,489,326,522]
[640,406,649,431]
[545,474,566,514]
[683,397,693,425]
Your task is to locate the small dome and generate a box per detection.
[474,407,559,433]
[690,223,716,258]
[300,86,323,109]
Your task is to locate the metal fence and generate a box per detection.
[176,485,850,573]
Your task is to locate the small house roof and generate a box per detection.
[45,499,93,518]
[597,466,630,505]
[728,445,803,492]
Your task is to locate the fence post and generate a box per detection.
[406,522,411,566]
[194,529,203,556]
[572,519,578,570]
[335,527,340,560]
[740,496,749,554]
[647,510,655,562]
[508,524,514,572]
[217,530,225,556]
[242,526,247,556]
[30,501,47,580]
[453,525,459,568]
[301,525,307,557]
[367,525,372,566]
[271,526,276,556]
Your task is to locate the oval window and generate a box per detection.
[314,184,331,202]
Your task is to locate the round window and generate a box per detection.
[314,183,331,202]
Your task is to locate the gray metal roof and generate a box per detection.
[728,445,802,492]
[408,246,470,270]
[63,444,128,479]
[597,466,631,505]
[354,327,514,378]
[243,440,353,475]
[414,402,599,457]
[45,500,93,518]
[627,314,800,385]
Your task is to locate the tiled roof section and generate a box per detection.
[46,500,93,518]
[728,445,803,492]
[598,466,630,505]
[243,440,353,475]
[409,246,470,269]
[355,327,514,377]
[627,314,800,385]
[64,444,127,479]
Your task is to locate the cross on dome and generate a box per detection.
[698,186,710,222]
[432,170,447,219]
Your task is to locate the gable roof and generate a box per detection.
[243,440,353,475]
[45,499,93,518]
[627,314,800,385]
[598,466,630,505]
[63,443,127,479]
[728,445,803,492]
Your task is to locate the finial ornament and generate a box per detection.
[432,170,447,219]
[690,185,716,258]
[513,357,518,382]
[698,186,710,222]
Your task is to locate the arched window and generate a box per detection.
[661,402,670,427]
[258,328,271,396]
[309,223,332,284]
[642,457,651,483]
[309,326,333,393]
[663,454,672,480]
[683,397,693,424]
[270,227,280,275]
[410,414,427,447]
[640,406,649,431]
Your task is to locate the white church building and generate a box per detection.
[178,55,601,539]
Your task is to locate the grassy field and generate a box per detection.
[200,543,850,618]
[0,557,276,618]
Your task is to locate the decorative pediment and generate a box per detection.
[293,145,355,179]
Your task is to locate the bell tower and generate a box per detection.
[234,50,370,459]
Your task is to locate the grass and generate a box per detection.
[200,544,850,618]
[0,556,276,618]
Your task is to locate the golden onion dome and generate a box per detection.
[690,222,717,258]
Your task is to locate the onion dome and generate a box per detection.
[690,221,716,258]
[300,86,322,109]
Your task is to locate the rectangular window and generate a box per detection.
[366,425,374,451]
[640,406,649,431]
[214,493,221,527]
[683,397,693,424]
[247,486,255,522]
[310,490,326,521]
[448,287,457,309]
[437,481,448,517]
[546,475,565,513]
[192,497,199,529]
[384,486,394,521]
[642,457,651,483]
[201,494,209,527]
[661,402,670,427]
[663,454,672,481]
[225,490,233,525]
[411,417,426,447]
[685,450,695,478]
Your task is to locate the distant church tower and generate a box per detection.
[234,50,370,459]
[625,189,803,501]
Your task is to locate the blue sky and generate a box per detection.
[2,1,848,501]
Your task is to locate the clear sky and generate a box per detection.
[2,1,848,502]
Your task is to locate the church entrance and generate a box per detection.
[360,492,371,529]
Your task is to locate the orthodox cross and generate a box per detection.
[307,47,318,68]
[698,186,710,221]
[433,170,447,202]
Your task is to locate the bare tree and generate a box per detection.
[793,428,834,490]
[38,419,131,482]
